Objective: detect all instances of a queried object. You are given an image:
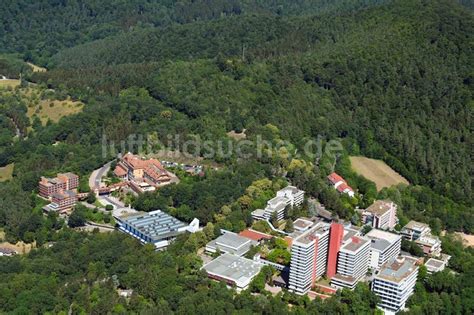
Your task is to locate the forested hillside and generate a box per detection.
[0,0,391,64]
[0,0,473,313]
[36,0,473,206]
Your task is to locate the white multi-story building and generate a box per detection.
[363,200,398,230]
[366,229,401,270]
[400,221,431,241]
[415,234,442,257]
[252,186,305,221]
[331,236,371,290]
[372,256,418,314]
[277,186,305,207]
[289,222,330,295]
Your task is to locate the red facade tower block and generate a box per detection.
[327,223,344,279]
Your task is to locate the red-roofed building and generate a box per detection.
[239,229,273,243]
[327,172,355,198]
[39,172,79,199]
[113,153,173,192]
[327,173,345,185]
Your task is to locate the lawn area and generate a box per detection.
[0,79,20,88]
[0,163,14,182]
[27,98,83,125]
[350,156,409,191]
[27,62,47,72]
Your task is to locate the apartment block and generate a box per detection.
[363,200,398,230]
[251,185,305,221]
[43,190,78,213]
[276,186,305,207]
[372,257,418,313]
[39,172,79,199]
[366,229,401,270]
[400,221,431,241]
[289,222,330,295]
[57,172,79,190]
[415,234,442,257]
[331,236,371,290]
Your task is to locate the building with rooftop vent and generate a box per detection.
[251,185,305,221]
[331,236,371,290]
[372,256,418,314]
[401,220,431,241]
[362,200,398,230]
[289,222,330,295]
[202,253,263,291]
[366,229,401,270]
[205,232,257,256]
[116,210,199,249]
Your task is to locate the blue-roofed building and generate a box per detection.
[116,210,199,250]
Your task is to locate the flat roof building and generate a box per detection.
[293,218,314,232]
[39,172,79,199]
[415,234,442,257]
[117,210,199,249]
[202,253,263,291]
[238,229,273,243]
[289,222,331,295]
[331,236,371,290]
[424,258,446,274]
[366,229,401,270]
[401,221,431,241]
[363,200,398,230]
[206,232,257,256]
[372,256,418,314]
[42,189,77,213]
[251,185,304,221]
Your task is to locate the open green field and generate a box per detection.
[26,96,83,125]
[350,156,409,191]
[0,79,20,88]
[0,163,14,182]
[27,62,46,72]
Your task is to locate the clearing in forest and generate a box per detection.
[27,62,47,72]
[0,163,14,182]
[349,156,409,191]
[27,97,83,125]
[0,79,20,88]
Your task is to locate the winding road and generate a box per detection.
[89,161,112,190]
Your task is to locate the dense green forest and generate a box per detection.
[0,0,392,64]
[0,0,473,313]
[31,0,473,207]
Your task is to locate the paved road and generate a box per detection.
[89,161,112,190]
[101,196,124,209]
